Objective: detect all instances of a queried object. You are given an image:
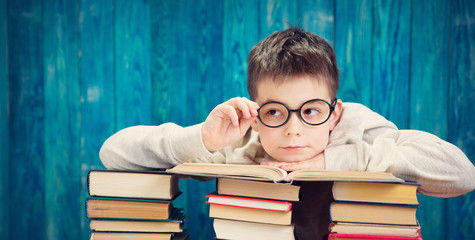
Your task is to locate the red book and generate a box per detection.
[206,193,292,212]
[206,193,293,225]
[328,231,422,240]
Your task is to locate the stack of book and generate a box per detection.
[328,181,422,240]
[86,170,189,240]
[166,163,423,239]
[207,178,301,240]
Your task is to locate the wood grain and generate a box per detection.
[372,0,411,129]
[78,0,115,238]
[447,0,475,238]
[0,0,9,238]
[259,0,298,38]
[410,0,450,239]
[151,0,188,125]
[43,1,81,239]
[115,0,151,129]
[2,1,474,239]
[223,0,259,100]
[7,0,45,239]
[299,0,334,45]
[335,0,372,105]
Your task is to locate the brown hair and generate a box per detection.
[247,28,339,101]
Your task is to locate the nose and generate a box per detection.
[284,112,302,136]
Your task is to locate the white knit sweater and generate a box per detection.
[100,102,475,198]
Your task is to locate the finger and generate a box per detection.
[279,162,310,172]
[238,116,256,133]
[234,98,252,119]
[217,104,240,127]
[242,97,259,117]
[261,161,288,168]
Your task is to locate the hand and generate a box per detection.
[260,152,326,171]
[202,97,259,152]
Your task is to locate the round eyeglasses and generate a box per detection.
[257,99,337,128]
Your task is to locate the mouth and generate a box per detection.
[281,146,305,151]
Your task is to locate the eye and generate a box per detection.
[266,109,283,116]
[303,108,320,116]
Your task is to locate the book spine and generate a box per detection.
[328,233,422,240]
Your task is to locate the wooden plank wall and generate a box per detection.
[1,0,474,239]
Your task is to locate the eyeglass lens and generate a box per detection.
[258,99,332,127]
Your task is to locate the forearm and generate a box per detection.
[99,123,213,170]
[325,130,475,197]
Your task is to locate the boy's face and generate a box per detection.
[251,75,341,163]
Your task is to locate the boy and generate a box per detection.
[100,28,475,239]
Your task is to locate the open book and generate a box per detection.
[166,163,403,183]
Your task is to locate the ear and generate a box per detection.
[328,99,342,131]
[250,118,260,132]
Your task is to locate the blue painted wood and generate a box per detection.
[78,0,115,238]
[299,0,334,45]
[447,0,475,238]
[0,0,9,238]
[180,1,223,239]
[334,0,372,105]
[7,0,45,239]
[150,0,188,125]
[150,1,203,239]
[222,0,259,100]
[259,0,298,39]
[43,1,81,239]
[410,0,450,239]
[115,0,151,129]
[2,1,475,239]
[371,0,411,128]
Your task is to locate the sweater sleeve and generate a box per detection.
[99,123,214,170]
[325,103,475,198]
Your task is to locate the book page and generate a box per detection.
[167,163,288,181]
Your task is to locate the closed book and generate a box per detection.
[90,230,190,240]
[208,203,292,225]
[329,222,420,237]
[332,182,419,205]
[206,193,292,212]
[87,197,173,220]
[88,170,180,200]
[330,202,419,226]
[89,208,184,233]
[217,178,301,201]
[213,218,295,240]
[327,231,422,240]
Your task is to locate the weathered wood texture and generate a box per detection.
[1,0,474,239]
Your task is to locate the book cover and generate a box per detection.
[208,203,293,225]
[89,208,185,233]
[206,193,292,212]
[87,169,180,200]
[90,229,190,240]
[213,218,295,240]
[217,177,302,201]
[86,197,174,220]
[332,181,419,205]
[329,201,419,226]
[328,231,422,240]
[167,163,404,183]
[329,222,420,237]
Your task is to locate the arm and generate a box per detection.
[100,97,260,170]
[325,103,475,198]
[99,123,213,170]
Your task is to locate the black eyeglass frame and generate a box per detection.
[257,98,338,128]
